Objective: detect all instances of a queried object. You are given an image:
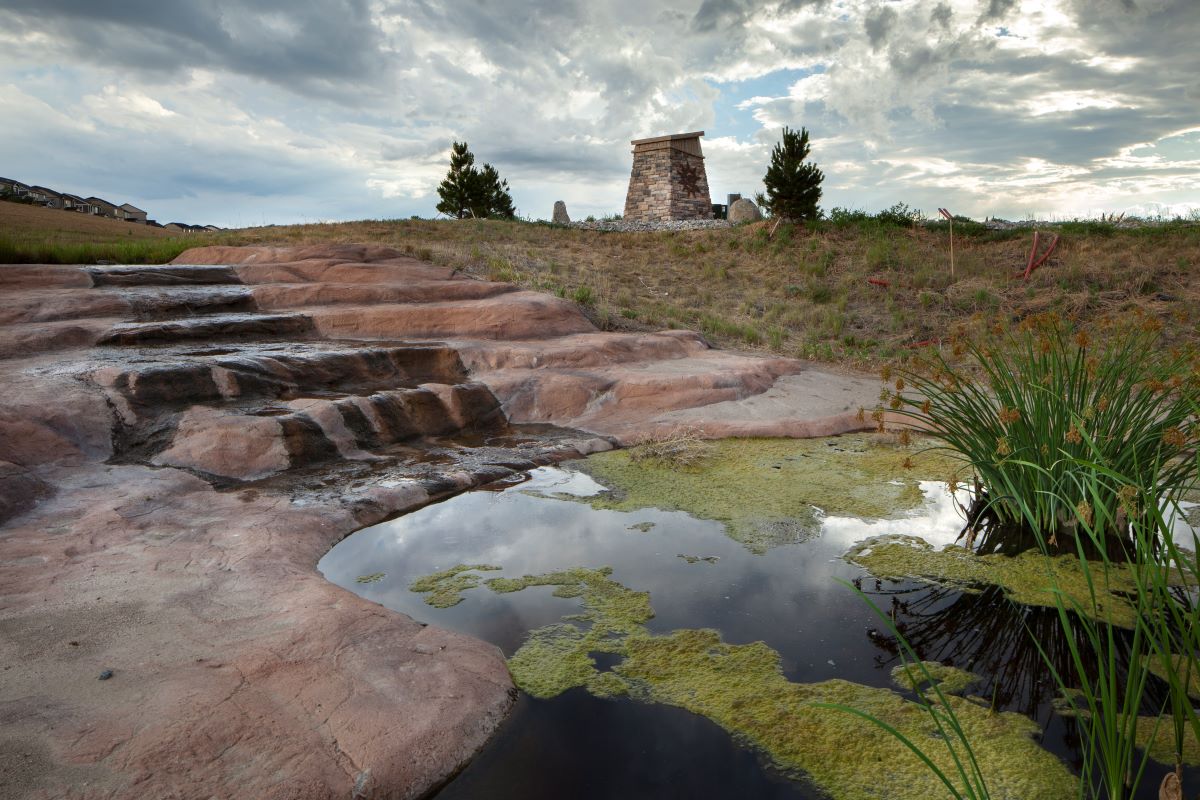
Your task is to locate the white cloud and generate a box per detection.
[0,0,1195,224]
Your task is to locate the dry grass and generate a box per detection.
[5,205,1197,369]
[628,428,715,468]
[205,216,1200,368]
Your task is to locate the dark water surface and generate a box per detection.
[319,465,1194,799]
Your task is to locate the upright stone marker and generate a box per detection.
[623,131,713,222]
[552,200,571,224]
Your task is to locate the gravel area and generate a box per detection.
[978,217,1195,230]
[569,219,732,232]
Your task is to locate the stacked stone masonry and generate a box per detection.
[623,131,713,222]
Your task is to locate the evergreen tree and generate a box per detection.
[762,126,824,222]
[436,141,476,218]
[435,142,516,219]
[476,163,515,219]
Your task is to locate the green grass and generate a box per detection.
[0,233,207,265]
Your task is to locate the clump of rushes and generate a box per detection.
[893,312,1198,551]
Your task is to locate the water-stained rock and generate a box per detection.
[0,242,890,799]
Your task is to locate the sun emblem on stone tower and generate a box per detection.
[677,162,701,196]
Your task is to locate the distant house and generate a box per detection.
[60,193,93,214]
[146,219,162,228]
[164,222,188,232]
[28,186,64,209]
[0,177,29,198]
[118,203,147,224]
[87,197,120,219]
[203,225,221,232]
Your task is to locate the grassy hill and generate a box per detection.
[214,216,1200,368]
[4,206,1197,368]
[0,200,206,264]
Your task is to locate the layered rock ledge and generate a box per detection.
[0,244,881,799]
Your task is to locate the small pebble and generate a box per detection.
[98,669,114,680]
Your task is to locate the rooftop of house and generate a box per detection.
[119,203,145,213]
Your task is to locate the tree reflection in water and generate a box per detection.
[855,578,1182,735]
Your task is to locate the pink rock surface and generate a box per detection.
[0,243,886,798]
[0,464,512,800]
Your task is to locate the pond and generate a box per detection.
[319,435,1198,800]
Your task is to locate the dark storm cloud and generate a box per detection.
[691,0,751,33]
[931,3,955,28]
[921,102,1173,165]
[863,5,899,49]
[978,0,1017,22]
[391,0,586,71]
[0,0,388,99]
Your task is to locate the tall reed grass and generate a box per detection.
[838,316,1200,799]
[894,313,1198,546]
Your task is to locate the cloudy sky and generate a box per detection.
[1,0,1196,227]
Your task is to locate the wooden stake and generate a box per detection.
[938,208,955,281]
[949,216,955,281]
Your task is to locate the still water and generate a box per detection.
[319,462,1193,799]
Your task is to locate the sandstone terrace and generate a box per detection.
[5,200,1198,369]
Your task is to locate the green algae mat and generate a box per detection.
[410,564,1078,800]
[567,434,962,552]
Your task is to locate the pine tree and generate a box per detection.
[436,141,476,219]
[762,127,824,222]
[435,142,516,219]
[476,163,515,219]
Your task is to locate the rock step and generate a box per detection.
[0,317,119,359]
[96,344,467,407]
[0,286,257,326]
[249,280,518,310]
[87,265,241,286]
[123,286,258,320]
[0,264,92,288]
[475,348,799,429]
[150,383,505,481]
[97,313,315,347]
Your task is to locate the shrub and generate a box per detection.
[826,207,872,226]
[875,202,924,227]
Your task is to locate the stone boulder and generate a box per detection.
[728,198,763,224]
[552,200,570,225]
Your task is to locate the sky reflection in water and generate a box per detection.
[319,465,1199,799]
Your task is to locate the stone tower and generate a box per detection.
[623,131,713,222]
